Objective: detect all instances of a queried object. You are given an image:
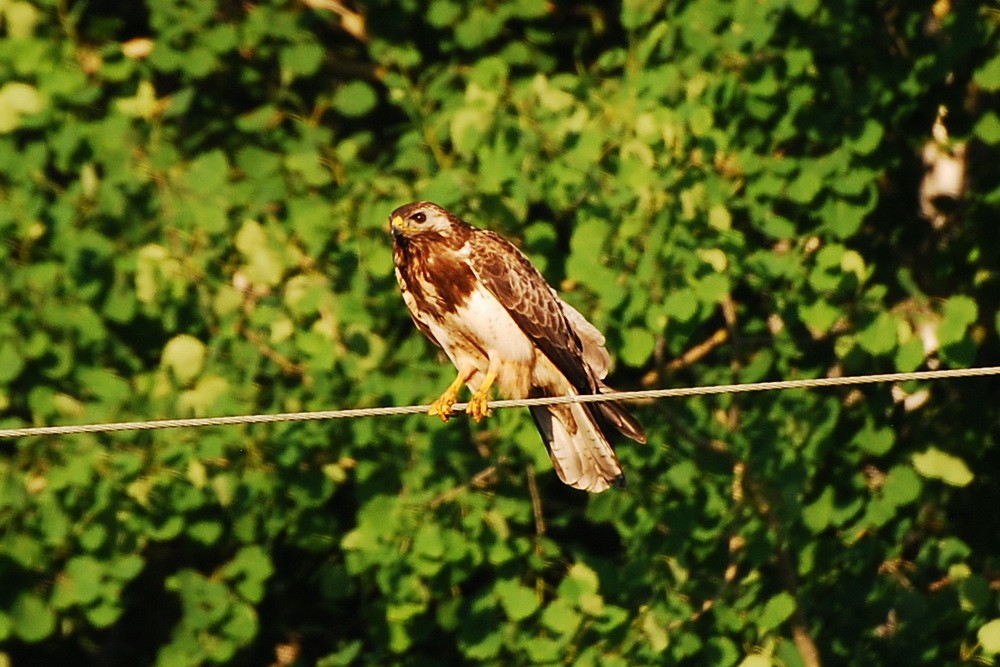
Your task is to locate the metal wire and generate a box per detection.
[1,366,998,439]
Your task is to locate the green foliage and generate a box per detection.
[1,0,999,664]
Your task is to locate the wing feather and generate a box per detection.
[554,290,611,378]
[468,230,595,393]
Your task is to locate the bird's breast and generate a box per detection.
[393,239,476,318]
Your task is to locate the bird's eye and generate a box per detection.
[411,212,426,223]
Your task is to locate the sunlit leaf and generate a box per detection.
[912,448,974,487]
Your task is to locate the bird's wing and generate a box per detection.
[469,230,647,445]
[468,230,595,393]
[552,289,611,379]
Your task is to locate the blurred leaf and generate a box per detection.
[757,592,795,632]
[161,334,207,385]
[333,81,377,118]
[12,594,55,642]
[0,82,45,132]
[236,220,286,285]
[851,120,884,155]
[974,54,1000,91]
[882,465,922,506]
[973,112,1000,144]
[280,42,325,77]
[857,312,897,355]
[937,295,977,347]
[855,424,895,456]
[115,80,159,119]
[5,1,41,38]
[979,619,1000,654]
[786,168,822,203]
[912,448,974,487]
[0,341,25,383]
[2,1,998,664]
[620,328,655,367]
[739,654,774,667]
[495,580,539,621]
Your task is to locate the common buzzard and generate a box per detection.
[390,202,646,492]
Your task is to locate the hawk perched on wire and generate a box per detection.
[390,202,646,493]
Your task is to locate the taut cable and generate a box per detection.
[1,366,998,439]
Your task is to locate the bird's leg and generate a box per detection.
[429,368,473,422]
[466,366,498,423]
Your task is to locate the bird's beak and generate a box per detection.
[390,215,410,239]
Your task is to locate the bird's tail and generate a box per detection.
[530,398,625,493]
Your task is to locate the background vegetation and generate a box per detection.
[2,0,1000,664]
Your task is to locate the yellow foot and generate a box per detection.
[466,391,492,423]
[428,389,459,422]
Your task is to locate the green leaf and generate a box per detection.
[786,168,823,203]
[454,7,504,48]
[799,299,839,333]
[5,1,41,38]
[789,0,819,17]
[333,81,377,118]
[707,204,732,230]
[223,546,274,603]
[0,82,46,132]
[978,619,1000,654]
[188,520,223,545]
[663,288,698,321]
[540,598,581,635]
[495,580,539,621]
[427,0,462,27]
[857,312,897,355]
[65,555,105,605]
[235,219,286,285]
[855,424,894,456]
[178,375,230,415]
[757,592,796,632]
[523,637,561,663]
[802,487,833,533]
[0,340,25,383]
[280,42,324,77]
[974,54,1000,91]
[620,328,655,367]
[86,602,122,628]
[692,273,729,304]
[12,593,55,642]
[912,448,973,487]
[642,610,669,651]
[114,80,158,119]
[161,334,207,384]
[413,523,445,560]
[882,465,922,507]
[974,112,1000,145]
[688,106,713,136]
[894,337,925,372]
[450,107,489,155]
[851,120,884,155]
[938,295,977,347]
[823,198,867,238]
[184,150,229,196]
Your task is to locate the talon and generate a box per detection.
[428,391,459,422]
[466,391,492,423]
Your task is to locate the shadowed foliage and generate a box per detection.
[1,0,999,664]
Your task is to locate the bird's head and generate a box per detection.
[389,202,462,241]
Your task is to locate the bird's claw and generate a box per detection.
[428,390,459,422]
[466,391,492,423]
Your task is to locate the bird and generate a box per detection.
[389,201,646,493]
